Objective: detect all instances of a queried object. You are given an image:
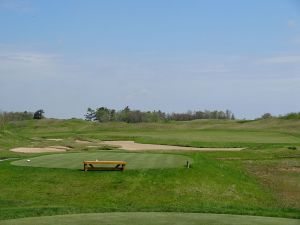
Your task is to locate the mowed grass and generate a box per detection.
[1,152,299,220]
[11,152,192,170]
[1,212,299,225]
[0,118,300,221]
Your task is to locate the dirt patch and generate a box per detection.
[10,147,67,153]
[101,141,244,151]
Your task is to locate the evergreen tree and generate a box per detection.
[33,109,44,119]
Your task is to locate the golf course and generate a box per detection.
[1,0,299,223]
[0,118,299,224]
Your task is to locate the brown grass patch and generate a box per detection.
[244,159,300,208]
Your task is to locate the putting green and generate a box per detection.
[1,212,299,225]
[11,152,192,170]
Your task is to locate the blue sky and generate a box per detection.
[0,0,299,119]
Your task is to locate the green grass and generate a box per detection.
[0,118,300,222]
[11,152,192,170]
[1,212,299,225]
[2,118,300,151]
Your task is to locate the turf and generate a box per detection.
[11,152,192,170]
[0,118,300,221]
[1,212,299,225]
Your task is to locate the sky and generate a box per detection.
[0,0,300,119]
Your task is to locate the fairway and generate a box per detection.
[1,212,299,225]
[11,152,193,170]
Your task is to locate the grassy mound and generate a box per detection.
[1,212,299,225]
[11,152,192,170]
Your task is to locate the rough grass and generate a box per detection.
[244,158,300,208]
[1,212,299,225]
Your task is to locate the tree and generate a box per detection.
[261,113,272,119]
[84,106,237,123]
[281,112,300,119]
[95,107,110,122]
[119,106,131,123]
[231,114,235,120]
[33,109,44,119]
[85,108,96,121]
[109,109,116,121]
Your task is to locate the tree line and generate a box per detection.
[0,111,33,123]
[0,110,45,128]
[84,107,236,123]
[259,112,300,120]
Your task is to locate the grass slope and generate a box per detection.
[1,212,299,225]
[11,152,192,170]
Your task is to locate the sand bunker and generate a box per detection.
[10,147,68,153]
[48,146,70,150]
[45,138,63,141]
[75,140,92,144]
[101,141,244,151]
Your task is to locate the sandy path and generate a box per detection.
[10,147,68,153]
[101,141,244,151]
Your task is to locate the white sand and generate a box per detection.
[10,140,244,153]
[10,147,67,153]
[75,140,92,144]
[48,146,71,150]
[101,141,244,151]
[45,138,63,141]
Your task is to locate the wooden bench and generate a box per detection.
[83,160,126,171]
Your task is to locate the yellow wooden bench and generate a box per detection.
[83,160,126,171]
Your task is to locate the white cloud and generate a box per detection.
[0,51,61,78]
